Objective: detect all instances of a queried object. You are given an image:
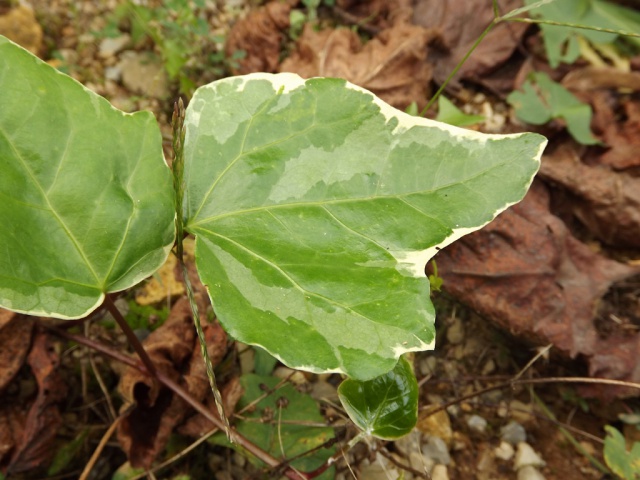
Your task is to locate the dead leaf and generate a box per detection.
[435,181,640,396]
[117,297,228,468]
[539,142,640,248]
[224,1,293,75]
[135,254,185,306]
[335,0,413,28]
[412,0,529,89]
[589,91,640,170]
[562,66,640,93]
[280,22,435,110]
[5,331,66,474]
[0,310,33,392]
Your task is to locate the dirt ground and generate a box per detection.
[1,0,640,479]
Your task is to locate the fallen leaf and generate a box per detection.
[335,0,413,29]
[435,181,640,396]
[280,22,435,110]
[412,0,529,89]
[0,310,33,391]
[117,296,228,468]
[135,254,184,306]
[224,1,293,75]
[539,142,640,248]
[5,331,66,473]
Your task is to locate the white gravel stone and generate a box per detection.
[431,464,450,480]
[467,414,488,433]
[99,34,130,58]
[517,465,547,480]
[494,441,515,461]
[501,420,527,445]
[514,442,546,469]
[421,435,451,466]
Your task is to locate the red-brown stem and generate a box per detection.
[45,325,310,480]
[104,295,156,377]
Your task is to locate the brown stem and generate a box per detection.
[44,325,312,480]
[104,295,156,377]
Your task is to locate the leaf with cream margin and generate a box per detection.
[183,72,546,380]
[0,36,175,319]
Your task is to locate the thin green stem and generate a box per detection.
[172,99,232,439]
[421,19,498,115]
[507,17,640,39]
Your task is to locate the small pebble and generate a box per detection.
[467,414,488,433]
[99,34,130,58]
[446,317,465,345]
[431,464,450,480]
[514,442,545,469]
[517,465,546,480]
[394,428,422,456]
[421,435,451,466]
[494,441,515,461]
[501,420,527,445]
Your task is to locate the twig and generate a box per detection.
[45,325,313,480]
[79,412,127,480]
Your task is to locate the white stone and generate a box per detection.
[494,441,515,461]
[467,414,488,433]
[514,442,545,470]
[431,464,450,480]
[517,465,546,480]
[99,34,130,58]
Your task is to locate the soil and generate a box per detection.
[1,1,640,479]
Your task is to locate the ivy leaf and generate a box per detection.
[0,36,175,319]
[183,73,546,380]
[603,425,640,480]
[338,356,418,440]
[211,374,335,478]
[507,71,600,145]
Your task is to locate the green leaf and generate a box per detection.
[604,426,640,480]
[507,71,600,145]
[338,356,418,439]
[211,374,335,478]
[0,36,175,319]
[436,96,485,127]
[525,0,640,67]
[48,428,89,475]
[184,73,545,380]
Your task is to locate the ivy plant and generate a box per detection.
[0,35,546,440]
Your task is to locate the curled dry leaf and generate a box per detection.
[412,0,528,89]
[224,1,293,75]
[117,297,228,468]
[335,0,413,29]
[135,253,185,306]
[539,142,640,248]
[435,181,640,397]
[4,331,66,473]
[280,22,435,109]
[0,310,33,391]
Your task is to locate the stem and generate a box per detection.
[421,19,498,115]
[104,295,156,377]
[45,325,312,480]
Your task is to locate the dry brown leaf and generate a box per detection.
[0,310,33,392]
[335,0,413,28]
[412,0,529,89]
[280,23,435,110]
[5,332,66,473]
[435,181,640,396]
[117,297,228,468]
[539,142,640,248]
[135,254,184,306]
[224,1,293,75]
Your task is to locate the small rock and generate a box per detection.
[104,65,122,82]
[431,464,450,480]
[501,420,527,445]
[409,450,428,472]
[394,428,422,456]
[421,435,451,466]
[517,465,546,480]
[0,6,43,54]
[418,355,437,376]
[476,448,495,480]
[118,51,169,98]
[99,34,130,58]
[467,414,488,433]
[273,366,308,385]
[446,317,465,345]
[359,453,400,480]
[494,441,515,461]
[514,442,545,470]
[309,380,338,402]
[417,409,452,444]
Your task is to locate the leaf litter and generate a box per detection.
[4,0,640,477]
